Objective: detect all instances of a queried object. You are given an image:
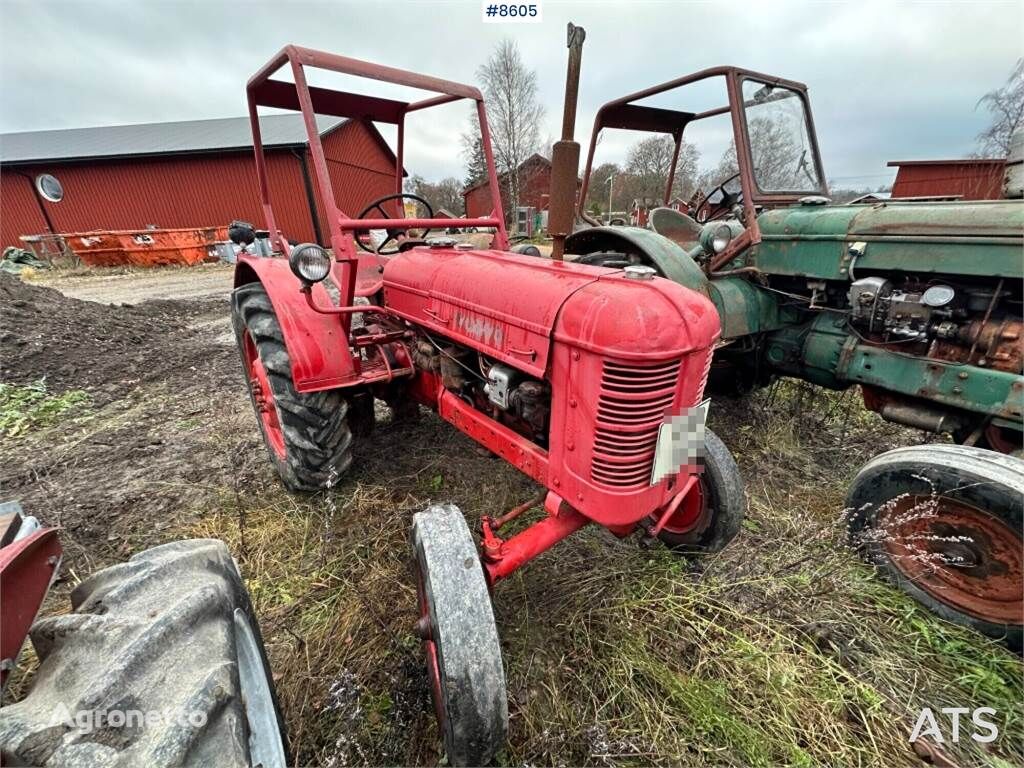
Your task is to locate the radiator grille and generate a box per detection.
[697,348,712,399]
[591,359,680,488]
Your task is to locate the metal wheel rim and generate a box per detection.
[416,568,448,738]
[985,424,1023,456]
[661,477,709,535]
[242,333,286,459]
[880,494,1024,624]
[233,607,287,768]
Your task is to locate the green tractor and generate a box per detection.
[567,67,1023,648]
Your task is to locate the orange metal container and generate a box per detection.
[63,226,227,268]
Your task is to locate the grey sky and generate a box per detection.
[1,0,1020,190]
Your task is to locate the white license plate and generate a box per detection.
[651,399,709,485]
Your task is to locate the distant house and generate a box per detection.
[0,114,402,248]
[888,159,1006,200]
[630,196,689,227]
[848,192,892,204]
[463,153,556,219]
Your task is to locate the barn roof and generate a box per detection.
[462,153,551,195]
[887,158,1005,167]
[0,114,347,165]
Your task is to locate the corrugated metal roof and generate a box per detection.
[0,114,345,164]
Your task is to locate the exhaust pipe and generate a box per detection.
[548,22,586,261]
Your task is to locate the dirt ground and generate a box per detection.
[30,262,233,304]
[2,266,1021,767]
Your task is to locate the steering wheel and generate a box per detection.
[692,172,742,223]
[355,193,434,255]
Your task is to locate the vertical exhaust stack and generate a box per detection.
[548,23,586,261]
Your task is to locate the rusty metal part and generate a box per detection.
[967,278,1003,362]
[879,495,1023,624]
[577,66,829,271]
[876,398,966,434]
[492,491,547,530]
[548,23,586,261]
[929,317,1024,373]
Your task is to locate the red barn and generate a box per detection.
[0,114,401,249]
[463,153,554,219]
[888,159,1006,200]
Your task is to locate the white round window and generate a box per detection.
[35,173,64,203]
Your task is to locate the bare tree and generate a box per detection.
[585,162,620,213]
[405,174,466,215]
[976,59,1024,157]
[697,116,804,194]
[624,135,700,200]
[464,39,544,219]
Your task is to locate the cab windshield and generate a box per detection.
[742,80,823,193]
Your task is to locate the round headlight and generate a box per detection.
[289,243,331,284]
[711,224,733,254]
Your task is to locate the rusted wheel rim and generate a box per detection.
[879,495,1024,624]
[415,572,446,730]
[661,477,709,535]
[985,424,1023,456]
[242,333,286,459]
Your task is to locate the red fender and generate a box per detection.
[234,255,358,392]
[1,528,62,688]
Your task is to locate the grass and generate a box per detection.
[0,380,90,438]
[183,383,1023,767]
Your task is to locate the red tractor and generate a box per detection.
[229,39,744,764]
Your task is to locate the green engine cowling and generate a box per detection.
[748,199,1023,281]
[732,199,1024,445]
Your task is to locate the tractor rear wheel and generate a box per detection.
[232,281,356,492]
[412,504,508,766]
[847,445,1024,651]
[0,539,287,767]
[657,428,746,553]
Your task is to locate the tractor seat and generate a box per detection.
[649,207,702,250]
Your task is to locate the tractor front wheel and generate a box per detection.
[412,504,508,766]
[847,445,1024,651]
[232,282,356,492]
[656,428,746,553]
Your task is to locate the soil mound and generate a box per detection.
[1,271,230,399]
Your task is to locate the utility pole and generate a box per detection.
[605,172,614,224]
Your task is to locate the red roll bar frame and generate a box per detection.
[246,45,510,324]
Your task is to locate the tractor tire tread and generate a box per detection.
[0,539,287,768]
[658,428,746,553]
[232,282,357,492]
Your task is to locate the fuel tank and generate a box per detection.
[751,199,1024,280]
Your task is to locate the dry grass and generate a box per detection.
[186,384,1023,767]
